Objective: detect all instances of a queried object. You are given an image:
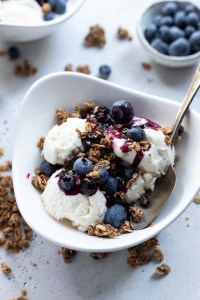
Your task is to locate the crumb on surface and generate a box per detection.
[14,59,37,77]
[60,247,76,263]
[141,62,152,70]
[1,262,11,274]
[90,252,106,259]
[0,148,4,157]
[155,263,171,276]
[152,246,164,262]
[65,64,73,72]
[76,65,91,74]
[84,25,106,47]
[0,49,6,56]
[117,27,132,40]
[194,194,200,204]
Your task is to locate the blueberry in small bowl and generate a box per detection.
[137,1,200,68]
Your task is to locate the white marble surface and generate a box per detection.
[0,0,200,299]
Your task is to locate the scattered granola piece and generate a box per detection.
[128,247,138,257]
[32,174,48,193]
[194,194,200,204]
[137,237,159,251]
[0,148,4,157]
[0,161,12,171]
[76,65,91,74]
[0,49,6,56]
[21,290,27,297]
[128,252,151,268]
[65,64,73,72]
[155,263,171,276]
[141,62,152,70]
[90,252,106,259]
[56,108,69,125]
[14,59,37,77]
[152,246,164,262]
[84,25,106,47]
[117,27,132,40]
[129,206,144,223]
[1,262,11,274]
[42,3,52,13]
[60,247,76,263]
[37,137,45,150]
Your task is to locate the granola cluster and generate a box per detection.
[60,247,76,263]
[14,59,37,77]
[117,27,132,40]
[84,25,106,47]
[1,261,11,274]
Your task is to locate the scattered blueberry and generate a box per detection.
[7,47,20,60]
[99,65,111,79]
[73,158,93,176]
[162,2,178,16]
[174,10,186,28]
[159,25,171,43]
[60,175,75,191]
[190,31,200,53]
[110,100,134,124]
[104,204,127,228]
[151,38,169,54]
[98,167,109,185]
[39,160,56,177]
[144,23,157,42]
[103,176,117,194]
[168,37,191,56]
[185,12,199,28]
[185,4,196,14]
[153,15,162,26]
[169,26,184,42]
[80,178,97,196]
[124,167,134,181]
[160,16,174,27]
[126,127,146,142]
[185,25,196,38]
[44,12,55,21]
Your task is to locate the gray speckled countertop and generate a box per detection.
[0,0,200,299]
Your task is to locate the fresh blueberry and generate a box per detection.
[103,176,117,194]
[153,15,162,26]
[110,100,134,124]
[99,65,111,79]
[80,178,97,196]
[55,0,67,14]
[124,167,134,181]
[162,2,178,16]
[73,158,93,176]
[126,127,146,142]
[48,0,57,10]
[59,174,75,191]
[104,204,127,228]
[169,26,185,41]
[168,37,191,56]
[98,167,109,185]
[160,16,174,27]
[185,12,200,28]
[7,47,20,60]
[190,31,200,53]
[144,23,157,42]
[151,38,168,54]
[44,12,55,21]
[185,4,196,14]
[185,25,196,38]
[39,160,56,177]
[174,11,186,28]
[159,25,171,43]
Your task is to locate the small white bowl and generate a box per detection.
[12,72,200,252]
[137,1,200,68]
[0,0,85,42]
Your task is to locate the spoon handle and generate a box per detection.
[170,64,200,145]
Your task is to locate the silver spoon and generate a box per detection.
[131,63,200,230]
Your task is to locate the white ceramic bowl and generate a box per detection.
[137,1,200,68]
[12,72,200,252]
[0,0,85,42]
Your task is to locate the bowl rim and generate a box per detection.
[137,0,200,62]
[12,72,200,252]
[0,0,85,28]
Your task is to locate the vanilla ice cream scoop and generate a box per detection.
[0,0,43,25]
[43,118,86,165]
[41,170,107,231]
